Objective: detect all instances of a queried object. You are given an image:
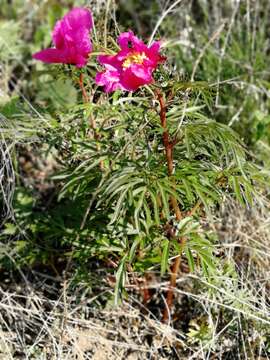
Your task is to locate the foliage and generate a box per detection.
[1,64,265,301]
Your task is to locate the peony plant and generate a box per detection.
[31,7,259,321]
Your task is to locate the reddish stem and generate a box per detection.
[79,73,89,103]
[163,255,181,321]
[156,90,183,323]
[156,91,182,221]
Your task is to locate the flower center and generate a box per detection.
[122,52,147,68]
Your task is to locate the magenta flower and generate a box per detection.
[95,31,165,92]
[33,8,93,68]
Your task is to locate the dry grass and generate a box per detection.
[0,133,15,223]
[0,199,269,359]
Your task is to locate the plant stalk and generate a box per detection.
[156,90,183,323]
[156,91,182,221]
[79,73,89,103]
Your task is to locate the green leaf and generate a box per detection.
[2,223,17,236]
[114,254,127,305]
[161,239,170,276]
[134,188,147,231]
[185,247,195,272]
[109,187,129,224]
[157,182,170,219]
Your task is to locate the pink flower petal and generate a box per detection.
[97,55,121,71]
[118,31,147,52]
[120,66,153,91]
[73,54,89,68]
[64,7,93,31]
[52,20,65,49]
[130,64,152,82]
[72,28,93,56]
[149,41,161,53]
[117,31,135,49]
[96,70,122,92]
[32,49,68,64]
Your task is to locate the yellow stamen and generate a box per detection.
[122,52,147,68]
